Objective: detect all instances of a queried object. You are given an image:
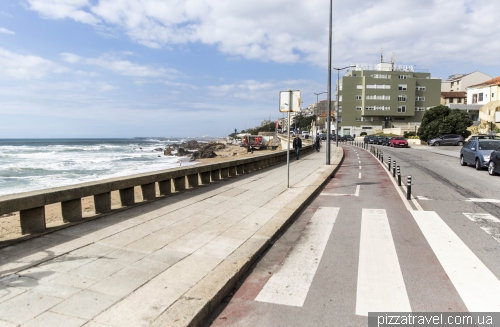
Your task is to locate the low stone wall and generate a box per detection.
[0,145,314,236]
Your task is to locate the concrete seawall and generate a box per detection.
[0,145,315,243]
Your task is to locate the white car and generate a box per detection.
[301,131,310,138]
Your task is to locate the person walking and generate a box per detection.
[315,134,321,152]
[293,134,302,160]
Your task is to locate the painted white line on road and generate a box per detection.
[356,209,411,316]
[358,172,361,179]
[412,211,500,312]
[463,213,500,243]
[358,160,361,164]
[255,207,339,307]
[465,198,500,203]
[415,196,431,200]
[359,165,362,170]
[463,213,500,223]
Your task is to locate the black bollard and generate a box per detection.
[393,160,396,177]
[388,157,391,171]
[397,166,401,186]
[407,176,412,200]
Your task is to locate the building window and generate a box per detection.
[372,74,388,79]
[365,106,375,111]
[415,107,425,111]
[398,84,407,90]
[394,117,405,121]
[472,94,478,103]
[416,86,426,91]
[479,93,483,101]
[397,106,406,113]
[339,95,343,102]
[456,80,460,86]
[449,98,454,103]
[416,96,425,101]
[356,95,362,100]
[367,84,390,89]
[399,75,409,79]
[451,82,454,87]
[356,106,362,111]
[366,95,390,100]
[493,93,495,98]
[398,95,407,102]
[339,106,342,112]
[357,85,363,89]
[457,98,462,103]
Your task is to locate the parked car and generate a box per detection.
[343,135,354,141]
[428,134,465,146]
[302,131,310,139]
[488,146,500,175]
[460,139,500,170]
[363,135,369,143]
[390,137,409,148]
[319,133,327,140]
[378,136,391,146]
[365,135,377,144]
[469,135,500,140]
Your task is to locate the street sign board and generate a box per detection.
[279,90,301,112]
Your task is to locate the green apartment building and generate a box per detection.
[337,62,441,136]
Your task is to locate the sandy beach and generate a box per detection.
[0,142,281,242]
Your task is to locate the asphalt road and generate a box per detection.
[205,144,500,326]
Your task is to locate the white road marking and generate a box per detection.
[255,207,339,307]
[356,209,411,316]
[359,165,362,170]
[415,196,431,200]
[465,198,500,203]
[412,211,500,311]
[463,213,500,223]
[322,185,360,197]
[463,213,500,243]
[358,172,361,179]
[358,160,361,164]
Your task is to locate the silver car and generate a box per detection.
[428,134,465,146]
[460,139,500,170]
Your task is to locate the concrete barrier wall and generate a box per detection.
[0,145,314,235]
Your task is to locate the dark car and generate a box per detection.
[343,135,354,141]
[366,135,377,144]
[364,135,369,143]
[319,133,327,140]
[488,146,500,176]
[460,139,500,170]
[428,134,465,146]
[390,137,408,148]
[380,137,392,146]
[377,136,389,145]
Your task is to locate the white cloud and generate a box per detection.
[61,52,185,78]
[25,0,500,67]
[0,27,15,35]
[0,48,67,80]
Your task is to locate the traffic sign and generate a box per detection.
[279,90,301,112]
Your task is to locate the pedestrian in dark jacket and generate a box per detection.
[315,135,321,152]
[293,134,302,159]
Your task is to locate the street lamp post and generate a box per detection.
[326,0,333,165]
[333,65,355,147]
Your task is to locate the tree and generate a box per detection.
[417,105,473,141]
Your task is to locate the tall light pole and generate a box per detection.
[326,0,333,165]
[333,65,355,147]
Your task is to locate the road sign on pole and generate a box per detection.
[279,90,301,112]
[279,90,301,188]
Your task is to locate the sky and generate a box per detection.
[0,0,499,138]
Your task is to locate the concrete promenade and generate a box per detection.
[0,146,343,327]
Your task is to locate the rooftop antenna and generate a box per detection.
[391,52,395,71]
[380,48,383,63]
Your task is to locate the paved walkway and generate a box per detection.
[0,147,343,327]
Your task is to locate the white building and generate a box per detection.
[466,76,500,105]
[441,71,492,92]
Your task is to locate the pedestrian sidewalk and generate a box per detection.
[0,146,343,327]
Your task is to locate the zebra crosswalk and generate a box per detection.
[254,206,500,315]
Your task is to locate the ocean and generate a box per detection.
[0,138,200,197]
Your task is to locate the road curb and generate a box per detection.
[152,147,345,327]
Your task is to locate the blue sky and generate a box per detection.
[1,0,499,138]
